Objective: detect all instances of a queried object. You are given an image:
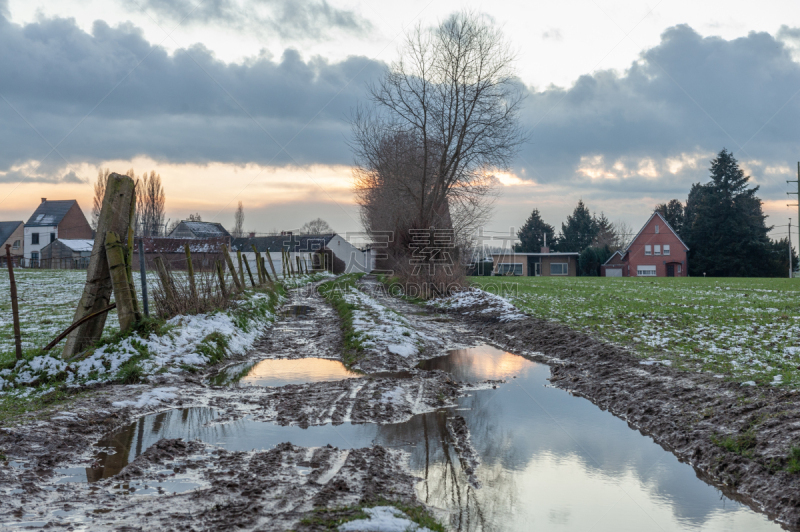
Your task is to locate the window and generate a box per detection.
[497,263,523,276]
[31,252,39,261]
[654,245,661,255]
[644,245,652,255]
[663,245,670,255]
[637,265,657,277]
[11,240,20,249]
[31,233,39,245]
[655,224,660,234]
[50,232,55,243]
[550,263,569,276]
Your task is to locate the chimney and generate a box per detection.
[41,198,47,203]
[541,246,550,253]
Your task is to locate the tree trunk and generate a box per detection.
[63,173,136,359]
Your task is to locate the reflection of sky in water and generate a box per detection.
[238,357,361,387]
[408,346,780,531]
[81,346,780,531]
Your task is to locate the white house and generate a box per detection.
[23,199,92,263]
[232,233,374,275]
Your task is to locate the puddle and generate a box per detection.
[211,357,362,387]
[281,305,313,318]
[71,346,781,531]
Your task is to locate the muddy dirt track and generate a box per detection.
[1,276,799,530]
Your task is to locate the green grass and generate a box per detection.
[0,386,89,426]
[298,499,445,531]
[786,446,800,473]
[711,429,757,458]
[318,274,366,367]
[469,276,800,385]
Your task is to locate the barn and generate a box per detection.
[601,211,689,277]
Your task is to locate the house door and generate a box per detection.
[535,263,541,276]
[667,264,675,277]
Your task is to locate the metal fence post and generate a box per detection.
[138,237,149,317]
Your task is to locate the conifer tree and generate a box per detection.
[556,200,597,252]
[516,209,555,252]
[655,199,685,238]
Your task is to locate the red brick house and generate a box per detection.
[601,212,689,277]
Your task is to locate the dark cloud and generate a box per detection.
[125,0,370,40]
[519,24,800,200]
[0,13,383,181]
[0,12,799,210]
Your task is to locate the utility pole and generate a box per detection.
[787,163,800,273]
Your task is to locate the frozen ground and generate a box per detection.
[471,276,800,385]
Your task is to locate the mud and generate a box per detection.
[1,276,798,530]
[452,300,800,530]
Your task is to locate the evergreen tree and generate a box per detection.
[655,199,685,238]
[592,212,617,249]
[516,208,555,252]
[556,200,597,252]
[684,149,773,276]
[579,245,613,276]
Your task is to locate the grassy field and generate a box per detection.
[470,276,800,386]
[0,269,163,358]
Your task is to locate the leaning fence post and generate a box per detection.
[64,172,136,359]
[251,245,264,285]
[222,245,243,292]
[243,256,256,287]
[154,256,176,311]
[5,244,22,360]
[105,231,141,333]
[125,227,140,317]
[262,250,277,281]
[237,250,245,288]
[184,244,198,308]
[215,260,228,297]
[138,237,149,317]
[260,254,272,283]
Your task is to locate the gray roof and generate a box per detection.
[171,221,231,238]
[0,221,23,245]
[25,200,77,227]
[232,234,335,253]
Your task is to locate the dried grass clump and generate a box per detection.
[151,268,234,319]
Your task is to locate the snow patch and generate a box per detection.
[338,506,433,532]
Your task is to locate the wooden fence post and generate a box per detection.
[105,232,141,332]
[222,245,243,292]
[5,244,22,360]
[63,173,136,359]
[296,256,301,276]
[184,243,198,306]
[251,245,264,285]
[260,254,272,283]
[138,237,149,317]
[154,256,176,312]
[237,250,245,287]
[243,256,256,287]
[215,260,228,297]
[264,250,278,280]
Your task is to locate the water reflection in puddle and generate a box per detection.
[73,345,781,531]
[281,305,313,318]
[212,357,361,387]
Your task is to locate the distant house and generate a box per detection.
[134,237,230,271]
[232,233,374,275]
[601,211,689,277]
[0,221,24,265]
[39,239,93,269]
[491,246,580,276]
[168,221,231,240]
[24,198,92,263]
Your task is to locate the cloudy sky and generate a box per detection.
[1,0,799,244]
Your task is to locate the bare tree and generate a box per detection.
[300,218,333,234]
[232,201,245,238]
[91,168,110,230]
[351,11,524,293]
[188,213,202,222]
[612,219,634,250]
[135,171,166,236]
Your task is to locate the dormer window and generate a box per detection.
[655,224,659,234]
[35,214,44,222]
[645,245,652,255]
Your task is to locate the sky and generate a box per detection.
[1,0,799,246]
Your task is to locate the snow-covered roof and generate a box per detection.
[59,239,94,252]
[232,234,336,253]
[135,237,230,254]
[25,200,79,227]
[169,221,231,238]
